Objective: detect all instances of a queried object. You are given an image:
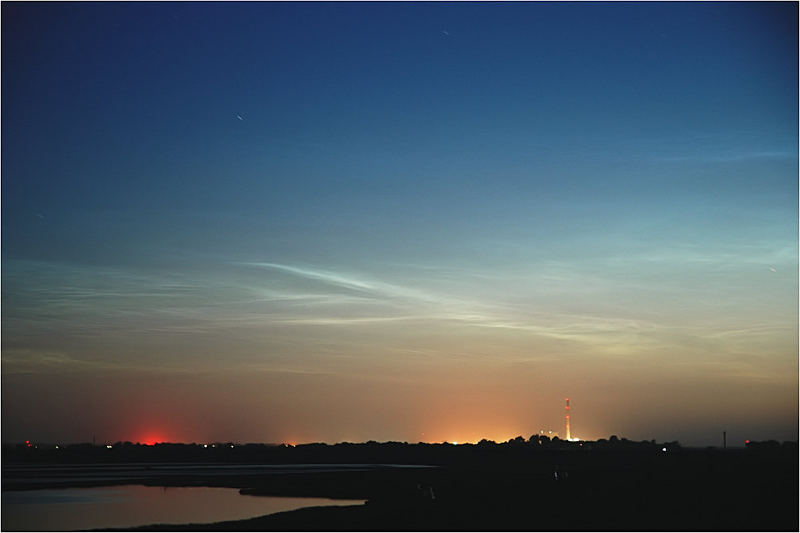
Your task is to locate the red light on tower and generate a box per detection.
[565,398,571,441]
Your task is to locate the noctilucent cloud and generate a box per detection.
[2,2,797,447]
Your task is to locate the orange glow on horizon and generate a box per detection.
[422,430,532,445]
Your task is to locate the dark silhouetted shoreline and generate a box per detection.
[3,438,797,531]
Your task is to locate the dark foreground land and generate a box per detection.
[3,439,798,531]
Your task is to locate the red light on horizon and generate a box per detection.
[139,433,167,446]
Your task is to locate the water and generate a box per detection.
[3,462,433,487]
[1,485,365,531]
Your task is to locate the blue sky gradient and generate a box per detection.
[2,2,797,446]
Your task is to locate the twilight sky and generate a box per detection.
[2,2,797,447]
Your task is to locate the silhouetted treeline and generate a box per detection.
[4,436,796,466]
[3,438,797,530]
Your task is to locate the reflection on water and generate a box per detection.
[3,463,433,488]
[1,485,365,531]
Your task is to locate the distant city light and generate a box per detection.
[662,447,667,452]
[203,444,208,448]
[106,445,112,449]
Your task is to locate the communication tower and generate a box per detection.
[565,398,571,441]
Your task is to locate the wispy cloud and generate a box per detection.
[239,262,375,293]
[656,150,796,163]
[268,316,421,326]
[236,261,440,304]
[1,349,143,374]
[229,260,674,354]
[4,257,795,377]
